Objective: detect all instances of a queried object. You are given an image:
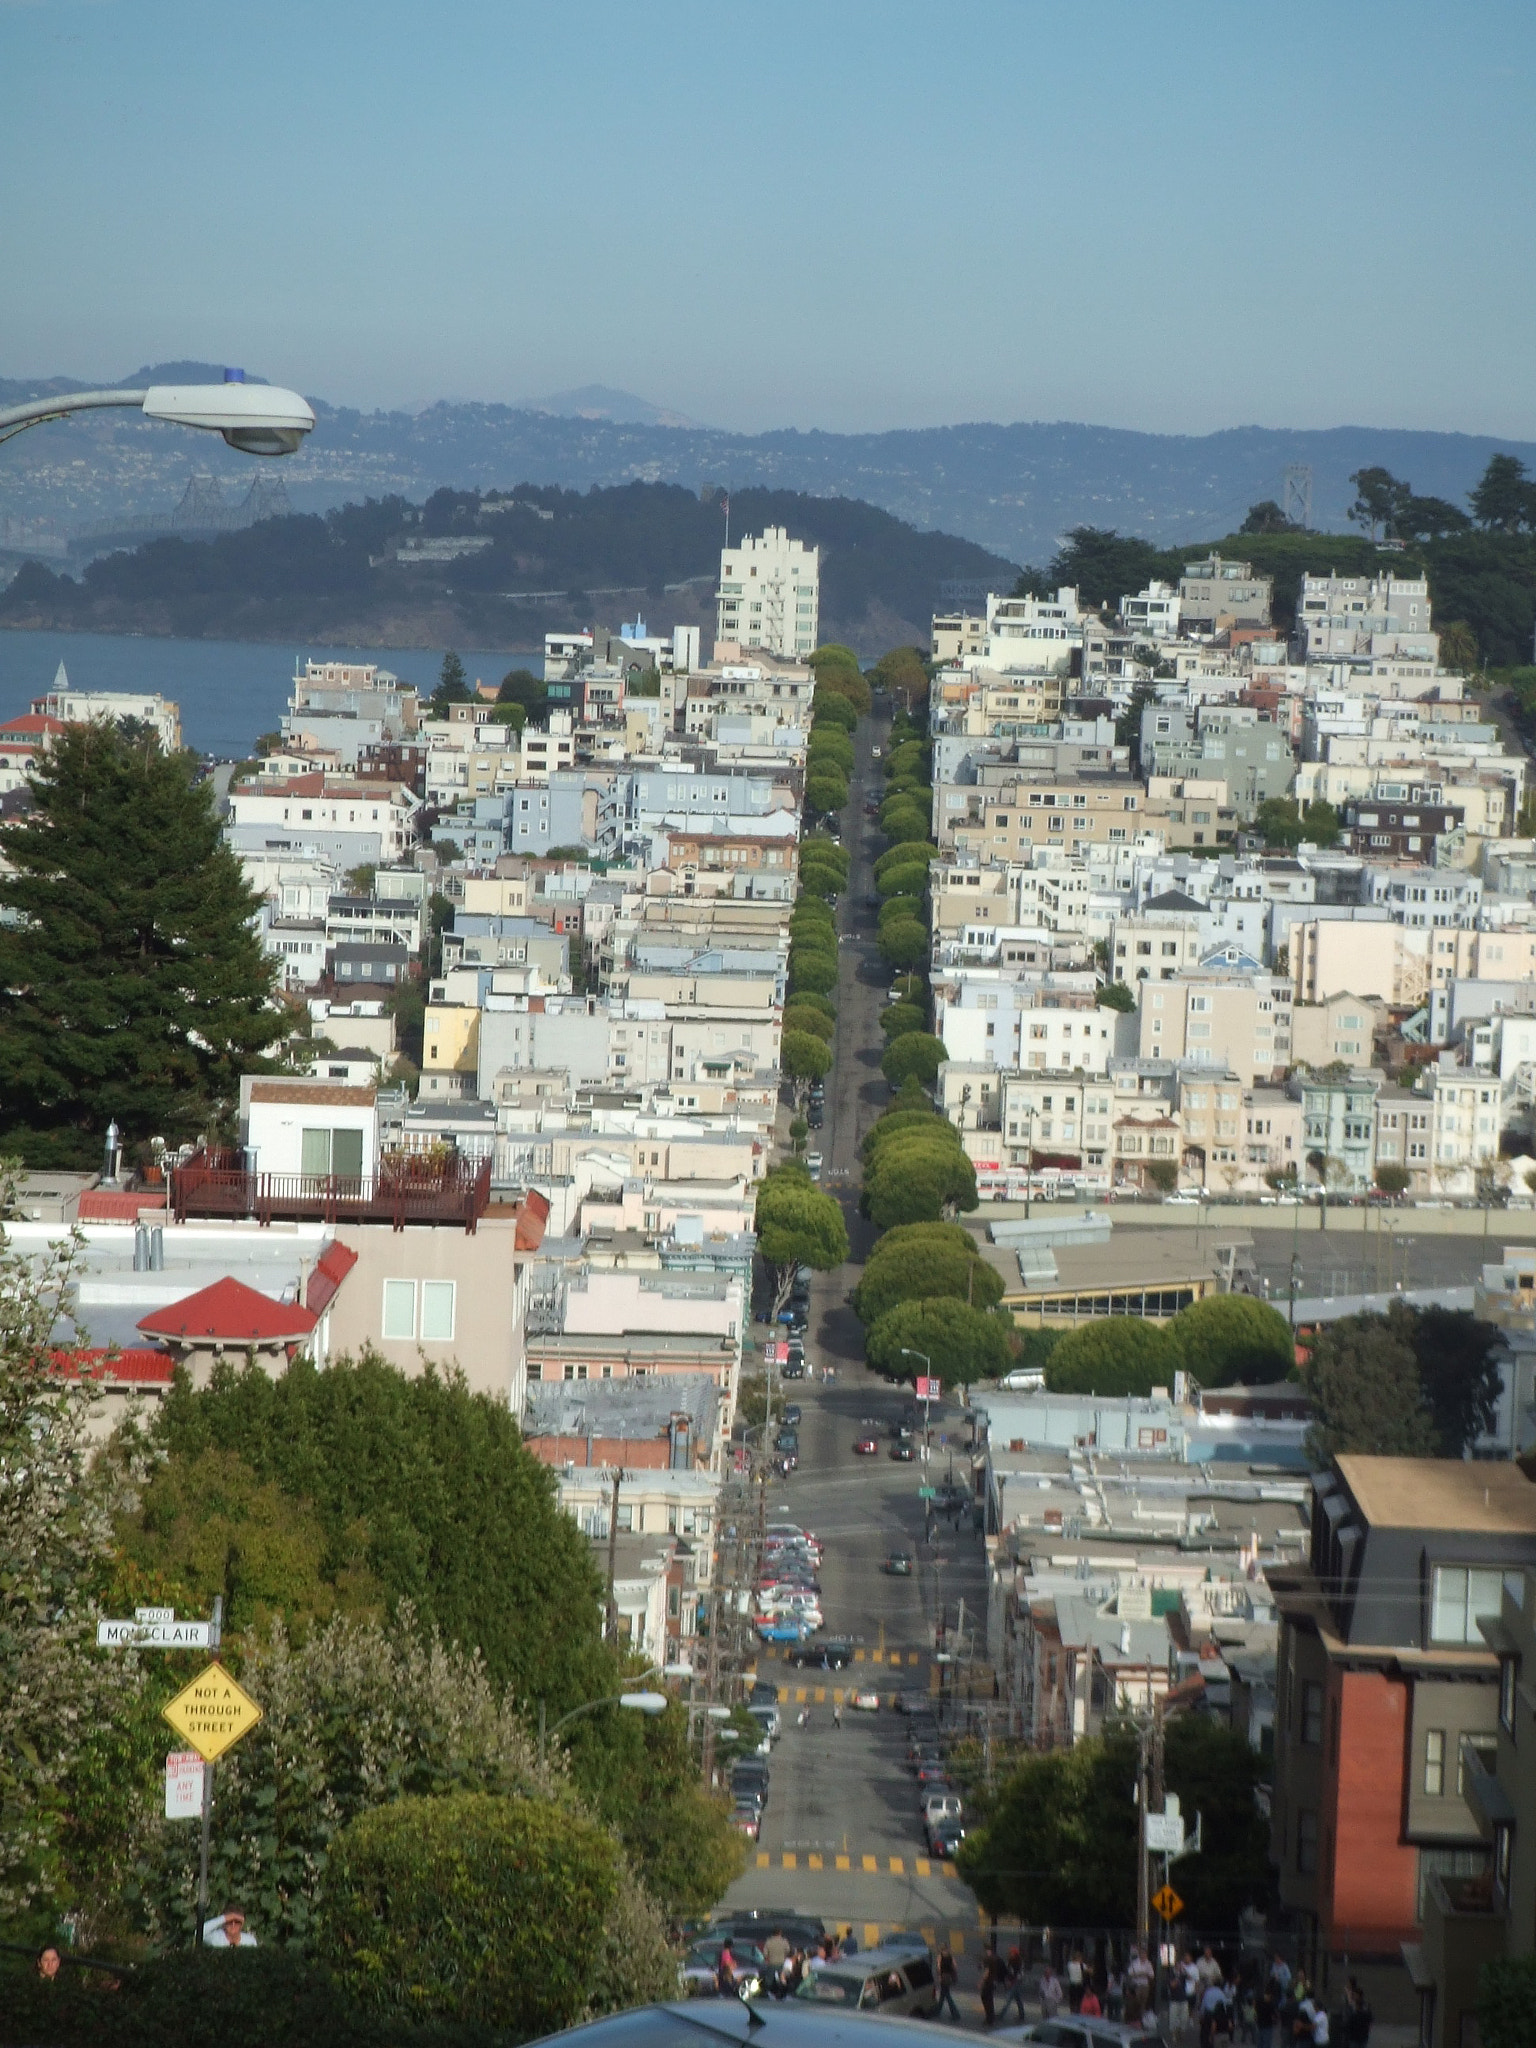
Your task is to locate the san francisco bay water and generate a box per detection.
[0,629,542,759]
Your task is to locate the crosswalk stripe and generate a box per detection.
[815,1686,826,1703]
[921,1926,936,1944]
[889,1856,904,1874]
[862,1854,877,1872]
[836,1854,850,1871]
[950,1932,965,1955]
[795,1687,806,1703]
[783,1853,796,1869]
[872,1649,884,1663]
[864,1923,880,1949]
[777,1686,788,1702]
[809,1853,823,1870]
[756,1852,769,1868]
[854,1648,866,1662]
[942,1861,957,1878]
[915,1857,931,1876]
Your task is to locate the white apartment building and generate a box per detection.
[934,976,1117,1075]
[716,527,819,659]
[1294,571,1436,661]
[33,667,183,751]
[225,774,422,866]
[1120,581,1181,638]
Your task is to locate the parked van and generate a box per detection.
[923,1790,963,1827]
[793,1945,937,2018]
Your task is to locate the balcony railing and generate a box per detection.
[171,1150,492,1233]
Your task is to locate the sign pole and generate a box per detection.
[194,1596,222,1946]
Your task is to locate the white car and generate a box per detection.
[805,1153,823,1180]
[850,1686,882,1711]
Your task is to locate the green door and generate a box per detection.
[331,1127,365,1181]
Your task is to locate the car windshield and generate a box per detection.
[795,1971,868,2005]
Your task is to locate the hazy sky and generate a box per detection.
[5,0,1535,439]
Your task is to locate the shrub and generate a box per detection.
[787,949,838,996]
[1479,1955,1536,2048]
[877,863,929,902]
[878,919,927,972]
[784,1003,835,1043]
[881,1032,947,1088]
[864,1137,978,1229]
[853,1223,1006,1326]
[880,1001,927,1041]
[320,1792,669,2037]
[1046,1318,1180,1397]
[1170,1294,1295,1387]
[866,1297,1013,1387]
[874,839,937,883]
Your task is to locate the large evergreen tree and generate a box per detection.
[0,721,283,1165]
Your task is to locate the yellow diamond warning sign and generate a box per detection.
[1152,1882,1184,1922]
[161,1663,262,1763]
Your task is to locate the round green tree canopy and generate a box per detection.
[1046,1317,1180,1397]
[865,1297,1012,1387]
[1170,1293,1296,1386]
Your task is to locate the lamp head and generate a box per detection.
[141,382,315,456]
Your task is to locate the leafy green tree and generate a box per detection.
[801,835,849,879]
[1395,494,1472,541]
[852,1223,1005,1326]
[321,1791,672,2035]
[1348,467,1408,541]
[874,839,936,882]
[1374,1163,1410,1196]
[1017,528,1181,610]
[880,1001,927,1042]
[806,769,850,814]
[755,1168,849,1316]
[881,1031,947,1088]
[806,728,855,776]
[1144,1157,1180,1194]
[878,917,927,972]
[1304,797,1340,846]
[1402,1304,1502,1455]
[866,1297,1012,1387]
[1479,1955,1536,2048]
[0,724,285,1165]
[796,864,841,902]
[880,796,931,843]
[1302,1311,1438,1461]
[1437,620,1480,672]
[861,1108,960,1164]
[863,1135,977,1230]
[1046,1316,1180,1396]
[871,645,930,708]
[809,646,871,714]
[498,665,546,711]
[781,1029,832,1089]
[1472,454,1535,533]
[784,985,835,1022]
[788,947,838,996]
[149,1356,609,1708]
[877,861,929,901]
[1097,980,1136,1012]
[784,1002,835,1043]
[428,648,471,716]
[1170,1294,1294,1387]
[1240,500,1298,536]
[810,690,858,733]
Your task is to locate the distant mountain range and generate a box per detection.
[3,365,1535,567]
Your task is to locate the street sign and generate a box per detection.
[98,1617,213,1650]
[162,1664,263,1763]
[165,1751,205,1819]
[918,1485,936,1499]
[915,1376,942,1401]
[765,1340,788,1365]
[1145,1812,1186,1854]
[1151,1882,1184,1921]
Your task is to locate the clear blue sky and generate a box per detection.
[4,0,1534,438]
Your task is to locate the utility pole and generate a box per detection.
[605,1467,624,1643]
[1136,1720,1152,1966]
[194,1594,223,1945]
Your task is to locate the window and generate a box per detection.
[301,1126,365,1179]
[1295,1808,1318,1875]
[1301,1680,1324,1746]
[1423,1728,1445,1796]
[382,1279,416,1340]
[420,1280,456,1341]
[1431,1566,1515,1645]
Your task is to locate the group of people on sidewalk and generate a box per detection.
[717,1929,863,1999]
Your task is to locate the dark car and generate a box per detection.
[928,1821,965,1858]
[882,1552,914,1575]
[782,1404,802,1426]
[806,1107,824,1129]
[775,1431,800,1454]
[781,1360,806,1380]
[889,1441,915,1461]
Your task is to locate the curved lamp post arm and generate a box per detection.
[0,381,315,454]
[0,389,149,444]
[538,1684,668,1767]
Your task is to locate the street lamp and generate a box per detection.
[0,371,315,456]
[537,1688,667,1769]
[900,1347,935,1466]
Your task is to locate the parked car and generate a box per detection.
[882,1552,915,1576]
[805,1152,823,1179]
[928,1819,965,1858]
[782,1404,803,1426]
[853,1434,879,1455]
[806,1106,824,1129]
[922,1790,963,1828]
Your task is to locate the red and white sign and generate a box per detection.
[915,1376,942,1402]
[165,1750,205,1819]
[764,1340,788,1365]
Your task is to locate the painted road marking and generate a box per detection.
[783,1852,796,1869]
[862,1853,877,1872]
[915,1857,931,1876]
[950,1931,964,1955]
[757,1852,769,1867]
[808,1853,823,1870]
[888,1856,904,1874]
[864,1923,880,1948]
[815,1687,825,1703]
[836,1854,850,1871]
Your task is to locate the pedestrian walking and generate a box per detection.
[1342,1981,1372,2048]
[833,1700,842,1729]
[1039,1963,1065,2018]
[979,1951,998,2028]
[997,1948,1028,2024]
[934,1948,962,2024]
[1066,1948,1086,2012]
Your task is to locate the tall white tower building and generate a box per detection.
[716,526,819,659]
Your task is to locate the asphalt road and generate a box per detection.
[723,703,986,1946]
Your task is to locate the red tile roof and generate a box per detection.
[51,1347,174,1385]
[516,1187,551,1252]
[78,1189,170,1222]
[306,1240,359,1314]
[137,1276,317,1343]
[0,713,68,738]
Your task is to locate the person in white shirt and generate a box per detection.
[203,1907,258,1948]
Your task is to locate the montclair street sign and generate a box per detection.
[97,1607,213,1650]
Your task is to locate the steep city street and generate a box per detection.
[722,701,987,1951]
